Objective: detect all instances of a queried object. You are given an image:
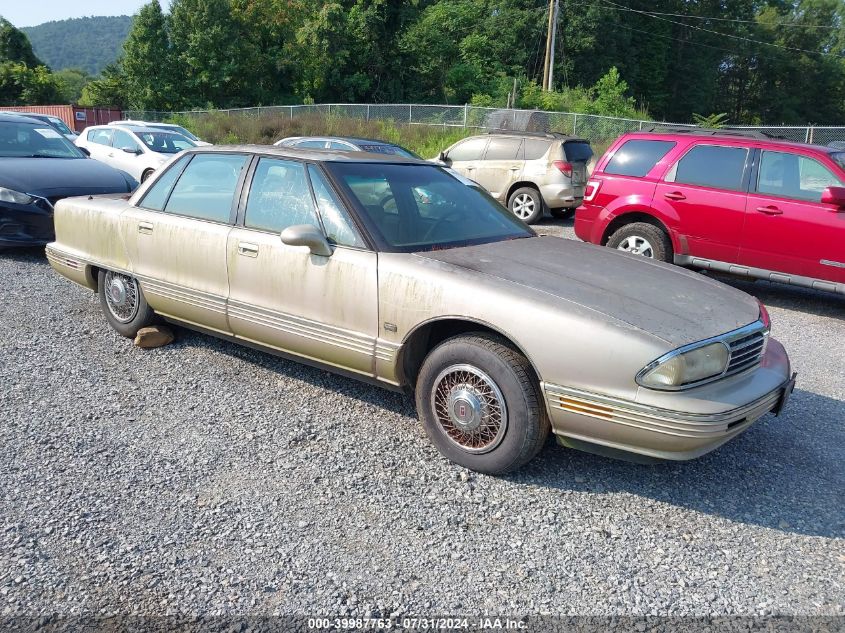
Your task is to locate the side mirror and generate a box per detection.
[280,224,333,257]
[438,150,450,164]
[78,147,90,157]
[121,146,141,154]
[820,186,845,211]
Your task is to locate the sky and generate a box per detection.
[1,0,169,28]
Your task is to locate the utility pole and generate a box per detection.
[542,0,559,91]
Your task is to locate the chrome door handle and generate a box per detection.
[237,242,259,257]
[138,221,154,234]
[756,206,783,215]
[664,191,686,201]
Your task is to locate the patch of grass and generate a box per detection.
[166,112,471,159]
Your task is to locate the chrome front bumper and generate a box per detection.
[542,339,794,460]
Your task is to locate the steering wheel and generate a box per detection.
[422,209,464,241]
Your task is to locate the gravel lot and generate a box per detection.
[1,219,843,623]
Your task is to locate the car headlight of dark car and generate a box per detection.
[637,341,730,390]
[0,187,36,205]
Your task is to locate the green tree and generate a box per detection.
[122,1,175,109]
[168,0,241,108]
[0,17,44,66]
[54,68,91,103]
[78,62,129,107]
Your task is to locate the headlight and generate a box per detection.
[637,342,730,390]
[0,187,35,205]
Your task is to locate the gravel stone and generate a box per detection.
[0,225,843,619]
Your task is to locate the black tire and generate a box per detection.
[508,186,544,224]
[550,207,575,220]
[97,269,157,338]
[415,333,550,475]
[606,221,673,262]
[141,169,154,183]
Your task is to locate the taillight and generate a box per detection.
[583,179,601,202]
[553,160,573,177]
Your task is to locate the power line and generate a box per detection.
[609,7,841,29]
[595,0,838,56]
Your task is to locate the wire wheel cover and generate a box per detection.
[431,364,508,453]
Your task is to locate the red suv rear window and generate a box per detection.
[604,139,675,177]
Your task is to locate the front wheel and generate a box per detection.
[508,187,544,224]
[415,333,549,474]
[98,269,157,337]
[606,222,673,262]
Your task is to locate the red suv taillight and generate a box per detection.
[553,160,573,177]
[583,179,601,202]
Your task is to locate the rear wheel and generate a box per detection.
[508,187,544,224]
[97,269,157,338]
[416,333,549,474]
[606,222,673,263]
[550,207,575,220]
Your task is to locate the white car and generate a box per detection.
[76,125,197,183]
[112,120,211,146]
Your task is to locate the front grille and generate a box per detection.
[726,329,767,376]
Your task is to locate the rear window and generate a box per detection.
[604,139,676,177]
[358,144,417,158]
[563,141,593,163]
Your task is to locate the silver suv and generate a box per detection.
[438,131,593,223]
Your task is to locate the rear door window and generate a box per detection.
[484,138,523,160]
[447,137,488,162]
[604,139,675,177]
[668,144,748,191]
[562,141,593,163]
[757,150,844,202]
[163,153,248,223]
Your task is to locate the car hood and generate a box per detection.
[416,236,761,347]
[0,157,130,196]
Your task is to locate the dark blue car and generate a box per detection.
[0,113,136,248]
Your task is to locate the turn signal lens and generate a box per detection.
[639,342,730,389]
[758,301,771,331]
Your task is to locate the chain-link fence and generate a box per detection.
[124,104,845,147]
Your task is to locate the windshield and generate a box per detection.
[151,124,199,142]
[0,121,84,158]
[46,117,74,136]
[133,130,196,154]
[327,162,533,252]
[832,152,845,171]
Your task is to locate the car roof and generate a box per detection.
[0,113,42,124]
[484,130,589,143]
[283,135,403,147]
[123,125,183,135]
[187,144,430,165]
[631,129,837,154]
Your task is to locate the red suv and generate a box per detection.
[575,129,845,296]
